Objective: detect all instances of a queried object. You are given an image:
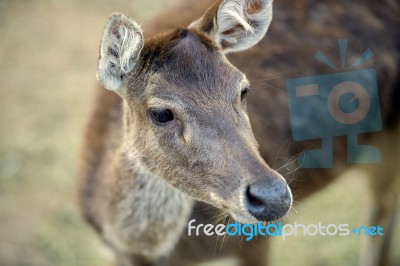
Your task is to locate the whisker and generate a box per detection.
[271,137,291,169]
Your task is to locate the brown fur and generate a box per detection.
[80,0,400,265]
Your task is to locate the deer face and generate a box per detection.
[97,0,292,223]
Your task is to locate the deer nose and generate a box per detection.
[245,179,292,222]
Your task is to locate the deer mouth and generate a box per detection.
[229,211,258,224]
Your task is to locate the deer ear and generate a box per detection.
[97,13,144,91]
[189,0,272,53]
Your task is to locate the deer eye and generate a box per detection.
[241,87,251,101]
[149,108,174,124]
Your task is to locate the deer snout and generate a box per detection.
[245,178,292,222]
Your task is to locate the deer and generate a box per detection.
[79,0,400,265]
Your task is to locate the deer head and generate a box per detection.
[96,0,292,223]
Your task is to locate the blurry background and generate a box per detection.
[0,1,398,266]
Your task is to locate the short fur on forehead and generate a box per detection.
[140,29,218,67]
[164,30,222,85]
[129,28,240,101]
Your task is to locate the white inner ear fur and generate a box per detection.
[97,13,144,91]
[218,0,255,34]
[214,0,273,53]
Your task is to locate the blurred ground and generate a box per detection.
[0,1,398,266]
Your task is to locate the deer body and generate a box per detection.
[80,0,400,265]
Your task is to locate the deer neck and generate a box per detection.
[103,112,193,258]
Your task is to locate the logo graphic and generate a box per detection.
[286,39,382,168]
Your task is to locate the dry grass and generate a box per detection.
[0,1,398,266]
